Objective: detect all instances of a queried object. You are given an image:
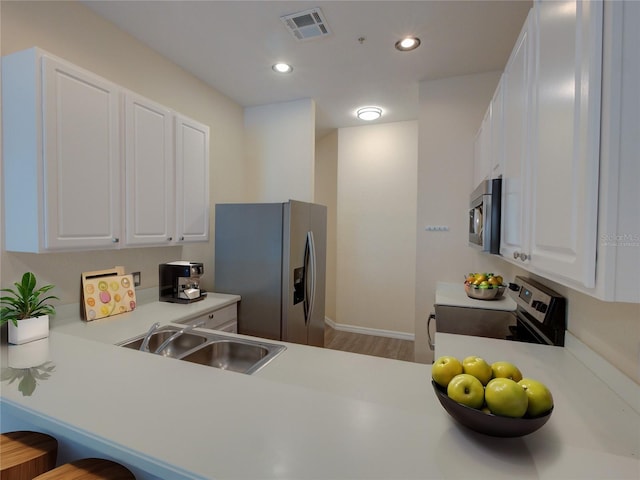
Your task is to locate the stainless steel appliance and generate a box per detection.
[214,200,327,347]
[428,276,566,350]
[159,261,205,303]
[469,178,501,253]
[507,276,566,346]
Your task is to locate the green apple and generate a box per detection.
[518,378,554,417]
[462,356,493,385]
[431,356,463,388]
[491,361,523,382]
[447,374,484,409]
[485,377,528,418]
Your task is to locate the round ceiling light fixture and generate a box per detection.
[395,36,421,51]
[272,62,293,74]
[356,106,383,121]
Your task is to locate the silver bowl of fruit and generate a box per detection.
[464,273,506,300]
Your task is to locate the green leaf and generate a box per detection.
[0,272,57,324]
[18,373,37,396]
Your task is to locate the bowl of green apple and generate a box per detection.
[431,355,554,437]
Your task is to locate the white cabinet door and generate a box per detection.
[490,77,504,178]
[473,106,491,188]
[500,10,533,263]
[3,48,121,252]
[42,56,122,250]
[124,93,174,246]
[175,114,210,243]
[529,0,602,288]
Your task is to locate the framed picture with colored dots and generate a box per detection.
[81,267,137,321]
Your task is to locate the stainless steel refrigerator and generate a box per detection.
[214,200,327,347]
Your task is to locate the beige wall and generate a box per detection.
[315,131,338,322]
[415,71,502,363]
[336,121,417,337]
[0,1,246,303]
[244,99,316,203]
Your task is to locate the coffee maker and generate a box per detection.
[159,261,205,303]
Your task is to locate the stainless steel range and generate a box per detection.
[507,276,566,346]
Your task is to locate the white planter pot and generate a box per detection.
[8,315,49,345]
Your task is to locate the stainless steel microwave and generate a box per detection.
[469,178,501,253]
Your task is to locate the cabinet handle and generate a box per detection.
[520,253,528,261]
[513,251,520,259]
[427,313,435,351]
[180,236,185,241]
[167,237,172,241]
[208,314,214,319]
[112,237,119,243]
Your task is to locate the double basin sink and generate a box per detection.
[118,325,286,375]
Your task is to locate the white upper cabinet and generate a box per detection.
[500,10,533,263]
[490,77,504,178]
[473,106,491,188]
[499,0,602,286]
[3,48,121,252]
[3,48,211,252]
[175,115,210,243]
[528,0,602,288]
[497,0,638,302]
[473,77,504,188]
[124,92,174,246]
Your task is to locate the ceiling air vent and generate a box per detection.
[280,7,331,41]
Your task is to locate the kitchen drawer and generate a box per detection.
[181,304,237,331]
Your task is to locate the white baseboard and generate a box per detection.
[324,317,415,341]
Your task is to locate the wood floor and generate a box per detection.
[324,324,415,362]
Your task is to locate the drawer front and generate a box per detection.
[187,304,237,330]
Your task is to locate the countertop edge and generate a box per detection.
[0,398,207,480]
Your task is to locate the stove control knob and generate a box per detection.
[536,302,548,313]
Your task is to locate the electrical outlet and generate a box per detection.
[132,271,141,287]
[425,225,449,232]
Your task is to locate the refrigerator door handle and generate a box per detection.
[306,231,317,326]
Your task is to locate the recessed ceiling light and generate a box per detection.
[272,63,293,74]
[395,36,421,51]
[356,106,383,121]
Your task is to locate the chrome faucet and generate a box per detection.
[139,322,161,352]
[153,320,206,355]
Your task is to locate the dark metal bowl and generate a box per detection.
[432,381,553,437]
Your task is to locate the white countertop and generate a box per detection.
[436,281,517,311]
[1,296,639,479]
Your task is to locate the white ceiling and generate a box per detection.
[83,0,532,136]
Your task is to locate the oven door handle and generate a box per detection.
[427,313,436,351]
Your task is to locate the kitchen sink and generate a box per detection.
[117,326,285,374]
[181,340,271,374]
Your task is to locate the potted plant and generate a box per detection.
[1,272,59,345]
